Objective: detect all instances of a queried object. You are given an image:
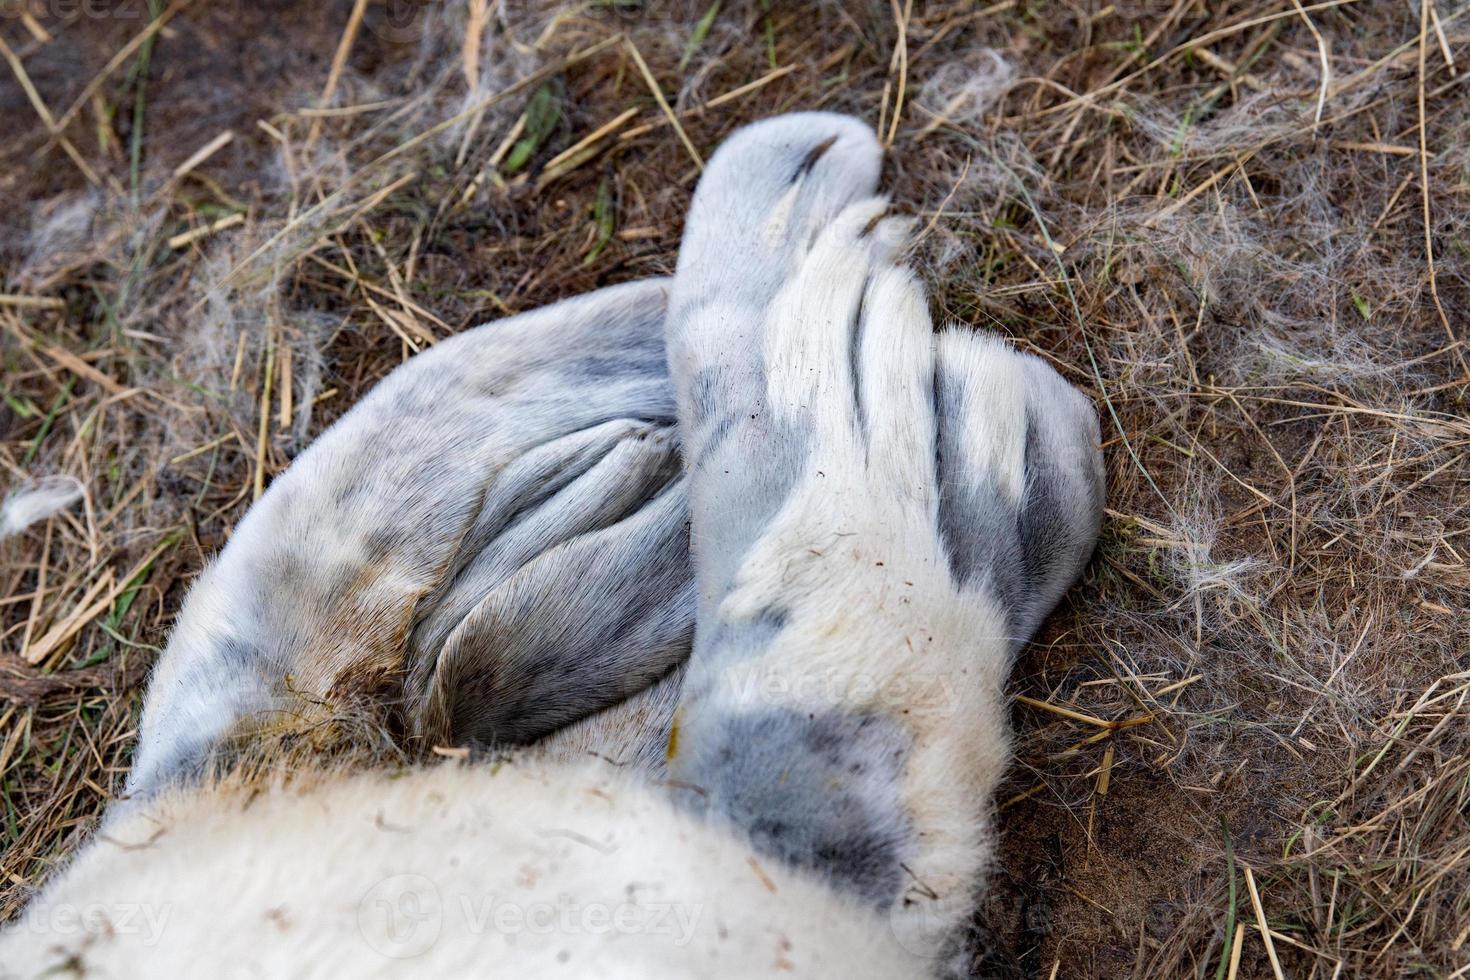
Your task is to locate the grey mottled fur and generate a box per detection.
[128,280,694,799]
[663,113,1105,922]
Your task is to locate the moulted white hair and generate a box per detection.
[1,476,84,540]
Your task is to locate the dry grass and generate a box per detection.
[2,1,1468,975]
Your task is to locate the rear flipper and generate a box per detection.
[409,450,692,749]
[663,115,1104,956]
[126,280,694,800]
[666,112,886,621]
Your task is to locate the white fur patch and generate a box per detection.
[0,476,84,539]
[936,328,1029,505]
[0,761,925,977]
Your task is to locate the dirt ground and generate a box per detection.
[2,1,1469,977]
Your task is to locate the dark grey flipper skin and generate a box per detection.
[126,279,694,800]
